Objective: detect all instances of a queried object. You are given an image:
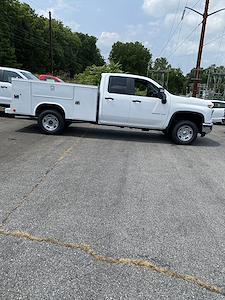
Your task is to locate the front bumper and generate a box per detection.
[202,123,213,136]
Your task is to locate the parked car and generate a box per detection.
[6,73,213,145]
[39,74,63,83]
[0,67,39,107]
[211,100,225,124]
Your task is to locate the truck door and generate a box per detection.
[0,71,22,106]
[128,78,169,129]
[99,75,131,125]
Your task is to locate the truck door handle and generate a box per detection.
[105,97,114,101]
[1,86,7,88]
[132,100,141,103]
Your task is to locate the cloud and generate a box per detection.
[36,0,81,32]
[37,0,79,19]
[97,32,120,47]
[122,24,154,48]
[36,8,53,18]
[65,21,80,31]
[96,29,153,60]
[142,0,225,60]
[143,0,179,17]
[96,32,120,59]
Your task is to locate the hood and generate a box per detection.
[171,94,213,107]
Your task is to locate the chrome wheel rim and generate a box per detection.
[177,125,193,142]
[42,114,59,132]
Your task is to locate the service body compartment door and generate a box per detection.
[11,79,31,114]
[99,76,131,125]
[31,81,74,119]
[73,85,98,122]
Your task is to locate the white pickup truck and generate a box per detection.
[6,73,213,145]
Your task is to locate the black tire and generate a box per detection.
[171,120,198,145]
[38,109,65,134]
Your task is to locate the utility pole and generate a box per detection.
[184,1,225,97]
[192,0,209,97]
[49,11,53,75]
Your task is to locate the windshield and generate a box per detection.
[21,71,39,80]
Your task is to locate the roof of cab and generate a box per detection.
[0,66,30,73]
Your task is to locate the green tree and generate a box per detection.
[150,57,185,95]
[0,0,18,67]
[153,57,171,70]
[76,33,104,74]
[109,41,152,76]
[13,2,49,73]
[168,68,185,95]
[187,65,225,99]
[0,0,104,77]
[51,20,81,77]
[75,62,123,85]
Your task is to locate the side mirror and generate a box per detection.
[158,88,167,104]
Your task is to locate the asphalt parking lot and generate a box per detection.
[0,116,225,299]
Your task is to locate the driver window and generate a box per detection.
[134,79,159,98]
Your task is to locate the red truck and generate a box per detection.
[39,74,63,82]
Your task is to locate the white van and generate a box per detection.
[0,67,38,107]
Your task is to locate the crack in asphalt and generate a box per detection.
[0,228,224,297]
[1,126,224,297]
[0,147,72,227]
[0,131,87,228]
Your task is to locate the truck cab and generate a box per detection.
[0,67,39,107]
[98,73,169,129]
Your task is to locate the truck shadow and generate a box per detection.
[17,123,221,147]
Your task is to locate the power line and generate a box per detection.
[204,33,225,47]
[13,28,49,46]
[167,23,201,60]
[185,0,225,97]
[1,9,49,47]
[173,0,202,52]
[158,0,202,58]
[158,0,182,57]
[12,34,49,50]
[205,22,225,93]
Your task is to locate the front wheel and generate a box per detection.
[171,120,198,145]
[38,110,65,134]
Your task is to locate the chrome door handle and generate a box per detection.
[132,100,141,103]
[105,97,114,101]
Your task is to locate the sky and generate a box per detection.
[20,0,225,74]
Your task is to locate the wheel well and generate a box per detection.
[35,104,65,119]
[167,112,204,133]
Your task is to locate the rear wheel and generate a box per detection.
[171,120,198,145]
[38,110,65,134]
